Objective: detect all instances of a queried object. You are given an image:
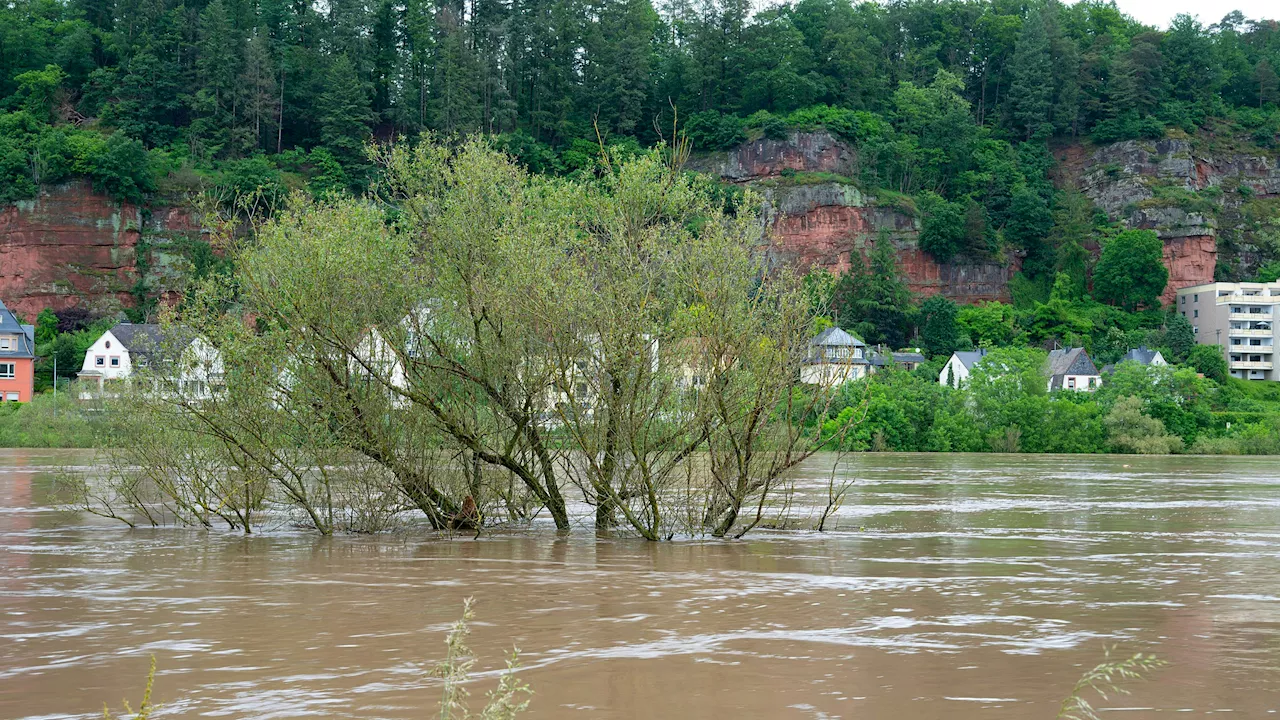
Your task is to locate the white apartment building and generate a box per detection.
[1175,282,1280,381]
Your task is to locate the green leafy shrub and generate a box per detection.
[1104,395,1183,454]
[682,110,746,151]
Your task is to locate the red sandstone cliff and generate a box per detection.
[696,132,1020,304]
[2,134,1275,317]
[0,181,204,319]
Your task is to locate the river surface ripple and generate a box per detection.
[3,450,1280,718]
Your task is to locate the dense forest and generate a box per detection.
[2,0,1278,204]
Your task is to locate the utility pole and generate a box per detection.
[52,353,57,416]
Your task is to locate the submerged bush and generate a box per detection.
[1104,396,1183,454]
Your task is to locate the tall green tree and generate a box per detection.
[1094,229,1168,312]
[918,294,960,357]
[1008,6,1052,140]
[317,54,373,173]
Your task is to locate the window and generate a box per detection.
[1194,309,1199,318]
[95,356,105,366]
[1088,377,1098,389]
[1067,377,1076,389]
[105,340,111,349]
[1194,326,1199,334]
[110,356,120,367]
[0,363,13,379]
[1194,294,1199,302]
[0,337,9,350]
[4,393,15,402]
[1181,296,1186,304]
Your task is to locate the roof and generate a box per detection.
[107,323,194,362]
[0,299,36,359]
[870,351,927,367]
[1047,347,1099,389]
[1120,346,1161,365]
[810,326,865,348]
[951,349,988,370]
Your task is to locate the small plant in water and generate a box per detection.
[102,654,156,719]
[1057,649,1166,720]
[436,597,532,719]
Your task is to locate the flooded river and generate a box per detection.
[4,449,1280,718]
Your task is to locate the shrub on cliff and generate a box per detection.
[682,110,746,151]
[917,192,966,262]
[1093,230,1169,311]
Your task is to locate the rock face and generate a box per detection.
[3,132,1276,317]
[1059,137,1280,301]
[703,131,856,182]
[0,181,205,319]
[700,131,1019,303]
[703,131,1280,307]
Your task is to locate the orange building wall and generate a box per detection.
[0,358,34,403]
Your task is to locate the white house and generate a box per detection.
[78,323,223,400]
[801,327,870,387]
[1046,347,1101,392]
[938,349,989,388]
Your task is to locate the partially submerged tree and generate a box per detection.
[83,137,858,539]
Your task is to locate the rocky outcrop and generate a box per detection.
[759,182,1017,302]
[1059,136,1280,298]
[695,131,856,182]
[700,131,1019,303]
[0,181,206,319]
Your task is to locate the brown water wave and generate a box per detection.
[3,450,1280,718]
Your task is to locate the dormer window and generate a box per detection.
[0,337,9,350]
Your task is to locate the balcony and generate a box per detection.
[1231,311,1274,321]
[1217,294,1280,305]
[1230,360,1273,370]
[1229,327,1273,338]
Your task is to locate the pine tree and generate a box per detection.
[1049,189,1093,298]
[430,8,483,134]
[240,31,279,152]
[317,54,373,173]
[1008,5,1052,140]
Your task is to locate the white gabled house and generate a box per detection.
[1046,347,1101,392]
[77,323,223,400]
[938,349,989,388]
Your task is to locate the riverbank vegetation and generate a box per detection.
[0,392,104,447]
[823,356,1280,455]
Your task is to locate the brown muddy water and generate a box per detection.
[3,450,1280,718]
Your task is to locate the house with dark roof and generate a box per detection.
[1046,347,1101,391]
[1120,346,1166,367]
[938,348,989,388]
[801,327,869,386]
[1101,346,1168,374]
[0,299,36,403]
[870,348,927,372]
[77,323,221,400]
